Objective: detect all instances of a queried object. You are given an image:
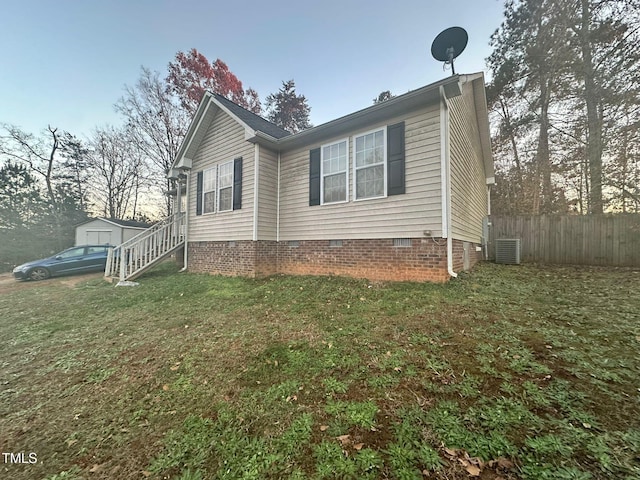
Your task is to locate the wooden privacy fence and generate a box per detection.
[488,214,640,267]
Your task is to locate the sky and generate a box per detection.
[1,0,505,140]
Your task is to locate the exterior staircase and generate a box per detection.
[105,212,185,283]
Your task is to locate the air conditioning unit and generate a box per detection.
[495,239,521,265]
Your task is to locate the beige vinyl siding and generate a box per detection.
[278,105,442,240]
[448,87,488,243]
[257,147,278,240]
[188,109,255,241]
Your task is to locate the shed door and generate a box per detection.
[86,230,112,245]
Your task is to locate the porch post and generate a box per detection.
[176,177,182,214]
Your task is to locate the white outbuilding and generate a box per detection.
[74,218,151,246]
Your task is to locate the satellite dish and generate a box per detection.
[431,27,468,75]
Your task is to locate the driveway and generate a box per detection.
[0,272,104,294]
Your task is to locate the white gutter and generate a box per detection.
[253,143,260,241]
[180,170,190,272]
[276,151,281,242]
[439,86,457,279]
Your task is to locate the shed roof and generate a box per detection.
[76,218,151,229]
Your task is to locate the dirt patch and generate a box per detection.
[0,272,105,294]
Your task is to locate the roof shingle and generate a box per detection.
[212,93,291,139]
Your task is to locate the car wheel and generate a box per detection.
[29,267,50,281]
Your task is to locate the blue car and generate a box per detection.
[12,245,111,281]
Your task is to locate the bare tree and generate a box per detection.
[0,124,89,250]
[87,126,148,220]
[0,124,61,208]
[115,67,189,216]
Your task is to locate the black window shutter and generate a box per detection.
[387,122,405,196]
[196,171,203,215]
[233,157,242,210]
[309,148,321,206]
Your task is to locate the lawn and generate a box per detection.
[0,263,638,480]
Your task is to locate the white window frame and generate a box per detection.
[202,166,217,214]
[217,160,234,213]
[353,127,387,201]
[320,138,349,205]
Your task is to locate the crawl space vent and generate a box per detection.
[495,239,521,265]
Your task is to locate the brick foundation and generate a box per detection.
[187,238,483,282]
[277,238,450,282]
[188,241,259,277]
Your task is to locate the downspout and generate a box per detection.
[439,86,457,279]
[180,171,190,272]
[485,183,492,261]
[253,143,260,241]
[276,151,281,242]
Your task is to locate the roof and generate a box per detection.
[170,73,493,179]
[211,93,291,140]
[76,218,152,229]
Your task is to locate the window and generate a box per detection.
[309,123,404,207]
[218,161,233,212]
[321,139,348,203]
[354,128,386,199]
[58,247,86,259]
[203,167,216,214]
[196,158,242,216]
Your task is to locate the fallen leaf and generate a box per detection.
[142,471,151,477]
[354,442,364,450]
[162,384,169,391]
[89,464,103,473]
[170,364,180,371]
[466,464,481,476]
[496,457,515,469]
[444,447,458,457]
[337,434,351,445]
[320,425,329,431]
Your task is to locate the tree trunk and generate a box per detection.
[580,0,604,214]
[537,78,553,213]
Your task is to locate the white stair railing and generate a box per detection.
[105,212,185,282]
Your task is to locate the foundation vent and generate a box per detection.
[393,238,412,247]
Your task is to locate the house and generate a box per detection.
[75,218,150,246]
[158,73,493,283]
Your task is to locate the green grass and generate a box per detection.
[1,262,639,479]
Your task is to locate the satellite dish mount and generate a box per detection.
[431,27,468,75]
